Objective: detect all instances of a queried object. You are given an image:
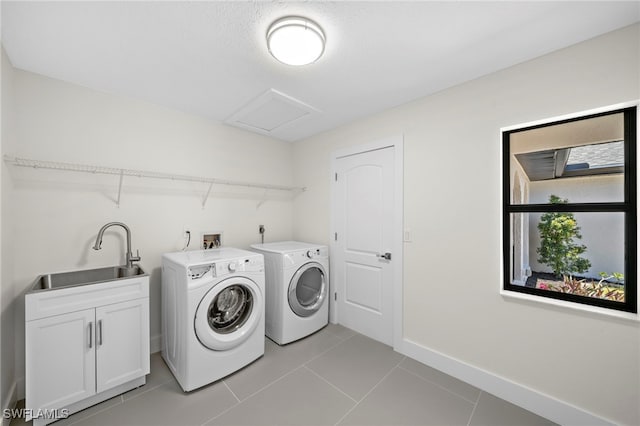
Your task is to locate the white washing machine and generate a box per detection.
[161,248,265,392]
[250,241,328,345]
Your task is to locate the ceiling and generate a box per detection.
[1,1,639,142]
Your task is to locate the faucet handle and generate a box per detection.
[130,250,141,262]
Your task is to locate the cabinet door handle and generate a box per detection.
[88,322,93,349]
[98,319,103,346]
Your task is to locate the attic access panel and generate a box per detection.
[225,89,319,137]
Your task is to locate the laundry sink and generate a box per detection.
[31,265,146,291]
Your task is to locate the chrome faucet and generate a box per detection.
[93,222,141,268]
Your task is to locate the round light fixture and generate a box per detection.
[266,16,325,66]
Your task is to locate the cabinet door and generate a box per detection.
[95,298,149,393]
[26,309,96,413]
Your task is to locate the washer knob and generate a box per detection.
[228,262,237,272]
[306,250,315,258]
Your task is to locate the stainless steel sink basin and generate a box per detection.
[31,265,146,291]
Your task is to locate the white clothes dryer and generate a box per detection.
[250,241,328,345]
[161,248,264,392]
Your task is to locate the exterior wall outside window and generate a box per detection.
[528,175,625,277]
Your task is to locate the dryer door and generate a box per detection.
[195,276,263,351]
[288,262,327,317]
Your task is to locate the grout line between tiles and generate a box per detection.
[303,365,358,404]
[202,331,356,425]
[466,389,483,426]
[120,378,173,403]
[240,363,305,400]
[199,395,243,426]
[222,380,241,403]
[63,396,125,426]
[198,400,241,426]
[303,331,357,366]
[202,365,306,425]
[396,364,480,404]
[332,356,406,426]
[322,325,357,342]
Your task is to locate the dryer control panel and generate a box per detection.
[283,247,328,267]
[301,247,328,258]
[305,248,329,258]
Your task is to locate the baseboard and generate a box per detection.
[150,333,162,354]
[398,338,614,426]
[16,376,24,402]
[1,380,17,426]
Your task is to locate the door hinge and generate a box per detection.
[334,292,337,301]
[334,232,337,241]
[334,172,338,181]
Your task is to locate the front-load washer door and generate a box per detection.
[195,276,263,351]
[288,262,327,317]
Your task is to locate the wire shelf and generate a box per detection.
[3,155,305,207]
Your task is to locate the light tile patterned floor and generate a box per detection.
[10,324,555,426]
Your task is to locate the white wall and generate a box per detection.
[529,175,625,278]
[6,69,295,398]
[292,24,640,425]
[1,46,17,420]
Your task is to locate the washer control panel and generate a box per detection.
[188,264,211,280]
[188,256,263,280]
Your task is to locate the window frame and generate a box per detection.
[502,104,637,315]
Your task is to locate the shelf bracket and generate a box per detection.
[116,169,124,208]
[256,189,269,210]
[202,182,214,209]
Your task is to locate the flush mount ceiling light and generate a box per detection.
[267,16,325,66]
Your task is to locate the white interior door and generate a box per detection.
[334,146,395,345]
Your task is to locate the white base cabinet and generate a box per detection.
[25,275,149,426]
[95,299,149,393]
[26,309,96,412]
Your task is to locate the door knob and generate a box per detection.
[376,252,392,260]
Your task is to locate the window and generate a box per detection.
[502,106,637,314]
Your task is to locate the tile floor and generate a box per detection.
[10,324,556,426]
